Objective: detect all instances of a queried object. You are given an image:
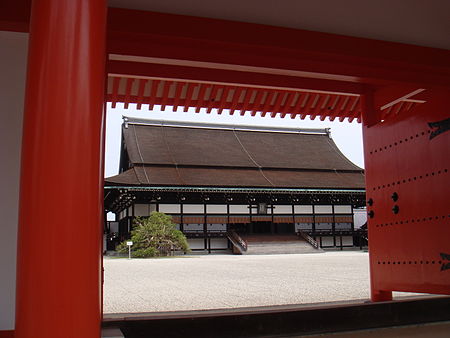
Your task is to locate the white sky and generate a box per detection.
[105,103,364,178]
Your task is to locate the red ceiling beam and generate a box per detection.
[260,91,275,117]
[135,79,147,110]
[172,81,185,112]
[147,79,160,110]
[106,9,450,88]
[293,94,311,119]
[240,89,254,116]
[106,9,450,69]
[229,87,243,115]
[250,91,264,116]
[123,78,134,109]
[3,4,450,88]
[217,87,231,114]
[182,83,197,112]
[195,84,209,113]
[107,34,450,87]
[4,3,449,89]
[279,92,296,118]
[107,60,365,96]
[206,85,220,113]
[160,81,172,111]
[110,77,120,109]
[270,92,285,118]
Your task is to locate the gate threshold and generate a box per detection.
[103,296,450,338]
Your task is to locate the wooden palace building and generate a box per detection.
[105,117,366,253]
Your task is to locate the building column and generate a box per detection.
[226,203,230,231]
[15,1,107,337]
[332,205,336,247]
[350,204,355,231]
[203,204,208,251]
[311,202,316,238]
[180,203,184,232]
[126,206,130,232]
[291,204,295,232]
[270,222,275,234]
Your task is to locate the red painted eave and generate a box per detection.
[107,8,450,70]
[2,2,447,122]
[3,3,449,77]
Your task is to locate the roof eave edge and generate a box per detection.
[104,185,365,194]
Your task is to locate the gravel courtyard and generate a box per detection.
[103,251,414,314]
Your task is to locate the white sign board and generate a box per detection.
[126,241,133,246]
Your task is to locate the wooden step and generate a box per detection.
[239,235,322,255]
[241,234,300,243]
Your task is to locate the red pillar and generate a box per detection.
[361,91,394,303]
[15,1,106,337]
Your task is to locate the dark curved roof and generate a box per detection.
[106,119,365,189]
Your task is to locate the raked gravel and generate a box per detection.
[103,251,417,314]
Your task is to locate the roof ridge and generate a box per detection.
[123,116,330,135]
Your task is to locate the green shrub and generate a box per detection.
[131,247,159,258]
[117,212,190,258]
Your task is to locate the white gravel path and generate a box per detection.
[103,251,416,314]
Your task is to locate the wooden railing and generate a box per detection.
[227,230,248,252]
[297,230,319,249]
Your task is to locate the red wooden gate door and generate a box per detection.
[363,88,450,301]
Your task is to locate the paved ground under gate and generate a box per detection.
[103,251,419,314]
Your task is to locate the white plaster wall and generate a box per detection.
[206,204,227,213]
[229,205,249,214]
[294,205,313,214]
[187,238,205,250]
[183,204,204,213]
[336,236,354,246]
[272,205,292,214]
[314,205,333,214]
[210,238,228,249]
[334,205,352,213]
[320,237,334,247]
[159,203,181,214]
[0,31,28,330]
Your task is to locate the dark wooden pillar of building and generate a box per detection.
[311,202,316,239]
[203,203,208,251]
[332,205,337,247]
[350,205,355,231]
[180,203,184,232]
